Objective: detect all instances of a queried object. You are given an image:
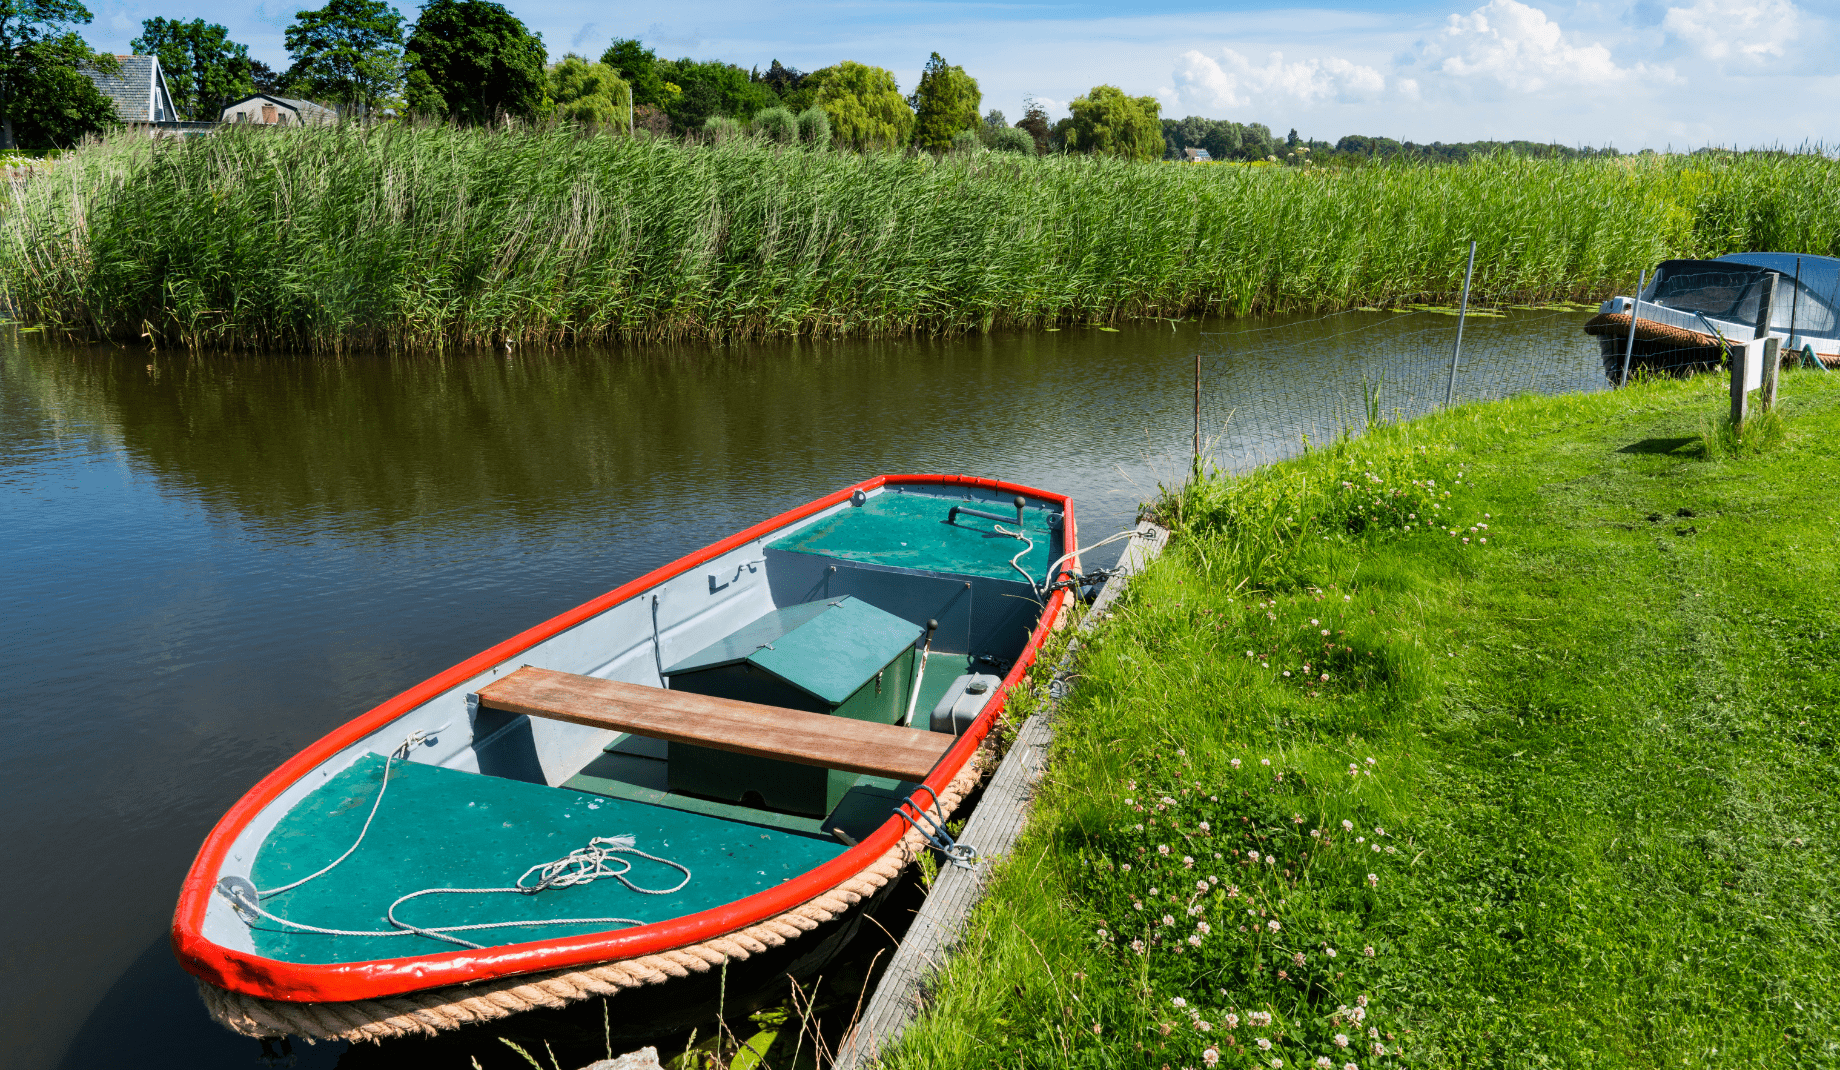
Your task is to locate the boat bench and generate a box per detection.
[474,666,953,784]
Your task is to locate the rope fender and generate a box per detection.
[195,753,987,1043]
[1582,311,1720,349]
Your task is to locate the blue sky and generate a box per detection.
[82,0,1836,149]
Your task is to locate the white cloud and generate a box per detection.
[1418,0,1661,92]
[1168,48,1386,112]
[1662,0,1804,66]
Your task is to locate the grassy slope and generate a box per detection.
[886,369,1840,1069]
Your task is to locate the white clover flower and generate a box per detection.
[1197,880,1209,892]
[1345,1064,1359,1070]
[1130,938,1145,954]
[1267,919,1281,932]
[1203,1048,1221,1067]
[1271,1059,1283,1069]
[1231,758,1242,769]
[1322,630,1330,636]
[1199,821,1211,832]
[1367,1026,1378,1038]
[1293,951,1306,966]
[1228,885,1239,897]
[1342,819,1354,831]
[1248,850,1260,862]
[1372,844,1381,853]
[1261,758,1271,766]
[1311,618,1319,625]
[1316,1058,1334,1069]
[1159,844,1171,855]
[1188,933,1203,947]
[1267,855,1277,865]
[1371,1043,1385,1057]
[1334,1033,1349,1048]
[1326,947,1337,958]
[1121,863,1131,872]
[1364,945,1375,957]
[1184,855,1196,868]
[1356,836,1365,844]
[1356,995,1368,1007]
[1257,1037,1273,1051]
[1366,873,1379,887]
[1197,1020,1212,1032]
[1097,928,1109,940]
[1248,1011,1272,1027]
[1197,921,1211,934]
[1311,829,1321,838]
[1172,996,1187,1008]
[1163,914,1175,926]
[1224,1013,1240,1030]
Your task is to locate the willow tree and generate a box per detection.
[1067,84,1162,162]
[806,60,910,150]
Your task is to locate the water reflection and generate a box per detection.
[0,309,1597,1070]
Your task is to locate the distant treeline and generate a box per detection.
[1159,119,1621,164]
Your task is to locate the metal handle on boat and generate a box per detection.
[949,496,1028,528]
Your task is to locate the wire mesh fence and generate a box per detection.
[1195,296,1609,473]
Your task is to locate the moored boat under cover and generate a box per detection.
[174,475,1081,1043]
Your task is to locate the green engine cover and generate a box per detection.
[663,597,922,815]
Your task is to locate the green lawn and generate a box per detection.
[884,369,1840,1069]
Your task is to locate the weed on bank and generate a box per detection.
[887,370,1840,1069]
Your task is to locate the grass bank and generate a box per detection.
[886,369,1840,1068]
[4,126,1838,351]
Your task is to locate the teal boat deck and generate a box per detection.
[770,492,1060,584]
[250,754,846,964]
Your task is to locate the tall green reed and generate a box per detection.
[4,125,1836,352]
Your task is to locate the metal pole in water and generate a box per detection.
[1445,240,1477,408]
[1619,268,1646,387]
[1193,351,1201,479]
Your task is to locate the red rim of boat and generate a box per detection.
[172,473,1078,1004]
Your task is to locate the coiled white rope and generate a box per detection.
[995,523,1143,598]
[218,729,692,950]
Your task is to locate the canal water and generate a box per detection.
[0,309,1600,1070]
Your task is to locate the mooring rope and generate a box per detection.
[217,729,692,950]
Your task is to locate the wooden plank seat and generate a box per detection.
[474,666,953,784]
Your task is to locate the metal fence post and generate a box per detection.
[1619,269,1646,387]
[1445,240,1476,408]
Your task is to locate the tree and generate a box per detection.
[131,18,252,121]
[805,61,910,149]
[906,51,977,152]
[755,59,813,111]
[655,57,777,131]
[1066,85,1161,162]
[547,53,628,126]
[600,38,664,108]
[249,58,282,94]
[1014,97,1049,154]
[403,0,544,123]
[12,31,112,147]
[0,0,104,148]
[284,0,405,118]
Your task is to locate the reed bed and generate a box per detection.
[4,124,1837,352]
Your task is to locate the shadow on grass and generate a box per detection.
[1616,436,1699,455]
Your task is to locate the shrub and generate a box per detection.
[751,106,796,144]
[949,129,979,154]
[795,105,830,150]
[990,126,1034,155]
[701,115,743,144]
